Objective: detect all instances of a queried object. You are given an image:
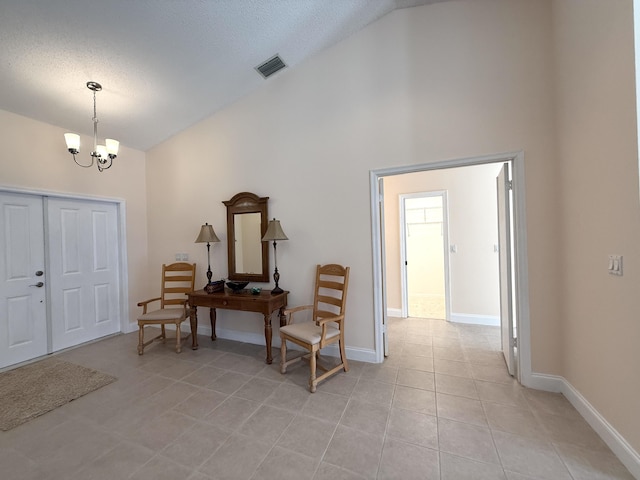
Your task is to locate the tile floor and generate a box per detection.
[0,317,634,479]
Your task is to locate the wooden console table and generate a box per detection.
[187,289,288,364]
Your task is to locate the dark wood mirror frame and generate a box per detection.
[223,192,270,282]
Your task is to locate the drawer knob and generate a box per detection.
[223,301,228,306]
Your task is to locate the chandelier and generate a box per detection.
[64,81,119,172]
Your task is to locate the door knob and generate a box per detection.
[29,282,44,288]
[35,271,44,276]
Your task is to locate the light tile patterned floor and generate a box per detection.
[408,294,445,320]
[0,317,634,479]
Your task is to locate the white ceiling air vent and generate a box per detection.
[255,54,287,79]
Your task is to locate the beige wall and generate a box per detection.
[553,0,640,451]
[146,0,560,363]
[384,163,502,318]
[0,109,148,329]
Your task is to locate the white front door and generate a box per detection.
[47,198,120,351]
[0,193,47,368]
[497,163,516,376]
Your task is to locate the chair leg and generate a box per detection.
[137,325,144,355]
[175,323,182,353]
[309,348,317,393]
[280,337,287,374]
[161,324,166,343]
[339,338,349,372]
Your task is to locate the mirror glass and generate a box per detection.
[223,192,269,282]
[233,212,262,274]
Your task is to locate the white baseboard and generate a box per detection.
[159,323,379,364]
[124,321,137,334]
[318,343,378,363]
[387,308,402,318]
[529,373,640,478]
[524,372,564,392]
[561,379,640,478]
[450,312,500,326]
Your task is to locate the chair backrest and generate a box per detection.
[160,262,196,309]
[312,264,350,323]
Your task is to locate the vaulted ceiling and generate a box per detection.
[0,0,448,151]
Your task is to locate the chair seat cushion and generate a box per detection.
[138,308,186,322]
[280,321,340,344]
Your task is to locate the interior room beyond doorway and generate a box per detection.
[383,162,503,328]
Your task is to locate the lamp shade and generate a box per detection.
[96,144,108,158]
[262,218,288,241]
[105,138,119,156]
[195,223,220,243]
[64,133,80,151]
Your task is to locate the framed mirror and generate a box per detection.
[223,192,269,282]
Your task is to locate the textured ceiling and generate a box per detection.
[0,0,447,151]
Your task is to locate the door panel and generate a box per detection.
[379,178,389,356]
[497,163,515,376]
[0,193,47,368]
[48,198,120,351]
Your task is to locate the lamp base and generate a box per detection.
[270,286,284,295]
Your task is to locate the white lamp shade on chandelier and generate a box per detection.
[63,133,80,152]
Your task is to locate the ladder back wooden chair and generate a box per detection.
[279,264,350,392]
[137,262,196,355]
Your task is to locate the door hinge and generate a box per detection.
[507,180,513,190]
[510,337,518,348]
[382,324,387,333]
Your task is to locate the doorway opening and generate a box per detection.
[370,151,531,385]
[400,192,449,320]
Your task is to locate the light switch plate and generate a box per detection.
[608,254,623,276]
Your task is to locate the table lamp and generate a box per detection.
[195,222,221,293]
[261,218,288,294]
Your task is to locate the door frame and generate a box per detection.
[370,151,531,386]
[399,191,450,321]
[0,185,129,340]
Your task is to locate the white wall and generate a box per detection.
[552,0,640,455]
[146,0,560,367]
[0,109,149,329]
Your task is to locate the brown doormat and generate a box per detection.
[0,357,116,431]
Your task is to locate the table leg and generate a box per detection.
[190,306,199,350]
[210,307,217,341]
[264,312,273,364]
[279,306,287,327]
